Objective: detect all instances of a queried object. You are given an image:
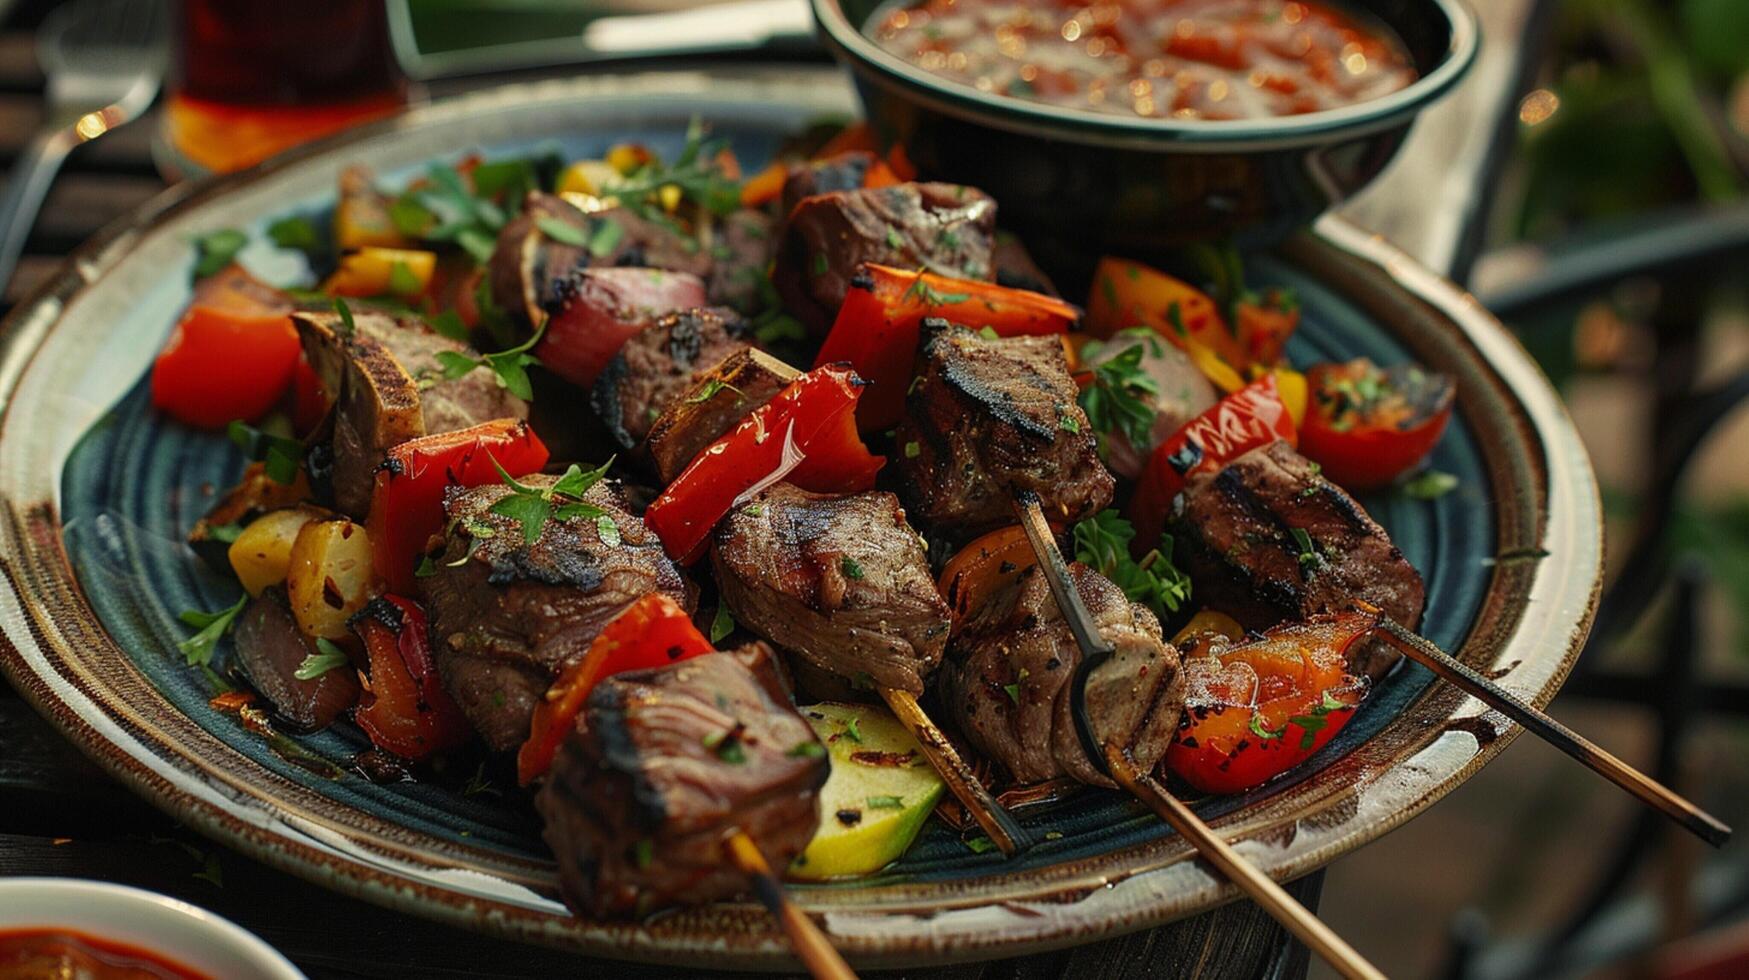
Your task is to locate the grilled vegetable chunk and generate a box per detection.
[535,644,827,918]
[894,321,1113,541]
[1170,440,1425,681]
[941,562,1184,788]
[713,484,951,696]
[790,702,945,880]
[423,475,692,752]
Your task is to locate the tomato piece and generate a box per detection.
[645,365,885,564]
[1300,359,1456,491]
[150,266,299,429]
[518,594,714,784]
[365,419,549,595]
[815,264,1080,433]
[1166,610,1377,795]
[1127,373,1297,552]
[937,524,1049,623]
[1235,289,1300,367]
[353,596,470,761]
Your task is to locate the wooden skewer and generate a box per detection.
[726,829,859,980]
[880,686,1030,856]
[1359,602,1732,847]
[1011,494,1386,980]
[1105,746,1385,980]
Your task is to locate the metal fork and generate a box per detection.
[0,0,165,298]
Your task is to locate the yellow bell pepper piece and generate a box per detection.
[556,159,619,197]
[322,247,436,299]
[1272,366,1308,428]
[1173,609,1247,646]
[605,143,653,176]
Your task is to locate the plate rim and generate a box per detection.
[0,68,1602,969]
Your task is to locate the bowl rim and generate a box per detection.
[811,0,1481,150]
[0,878,305,979]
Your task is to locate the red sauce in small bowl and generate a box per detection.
[869,0,1418,120]
[0,929,210,980]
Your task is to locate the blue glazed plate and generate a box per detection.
[0,68,1601,969]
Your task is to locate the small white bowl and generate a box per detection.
[0,878,304,979]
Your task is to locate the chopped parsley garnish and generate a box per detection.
[843,715,864,743]
[687,378,743,404]
[1057,407,1082,433]
[596,117,743,218]
[884,226,904,249]
[964,835,996,854]
[428,310,469,343]
[488,456,613,545]
[1078,330,1163,450]
[1290,527,1320,568]
[176,594,247,667]
[632,839,654,870]
[1004,666,1031,705]
[810,252,829,277]
[1072,510,1191,618]
[461,761,502,798]
[710,604,735,644]
[206,522,243,544]
[1247,690,1349,750]
[788,740,826,759]
[977,325,1000,340]
[333,297,356,338]
[226,419,302,485]
[295,638,351,680]
[901,271,971,307]
[586,219,624,258]
[702,728,747,764]
[867,795,904,810]
[414,554,438,578]
[1402,469,1458,500]
[839,555,865,580]
[903,440,920,459]
[191,228,247,278]
[595,514,622,547]
[433,318,547,401]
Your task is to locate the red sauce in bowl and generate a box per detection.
[0,929,210,980]
[868,0,1418,120]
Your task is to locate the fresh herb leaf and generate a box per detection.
[176,594,247,667]
[1078,333,1163,451]
[810,252,829,277]
[595,514,621,547]
[266,215,320,254]
[686,378,743,404]
[710,603,735,644]
[586,219,624,258]
[964,835,996,854]
[1290,527,1320,568]
[843,715,863,743]
[1057,407,1081,433]
[192,229,248,278]
[899,270,971,307]
[461,761,502,798]
[884,225,904,249]
[839,555,865,580]
[1072,510,1192,618]
[903,440,921,459]
[428,310,470,343]
[295,638,351,680]
[632,839,654,870]
[334,297,356,338]
[488,455,614,544]
[414,554,438,578]
[702,728,747,763]
[207,522,243,544]
[432,318,548,400]
[1402,469,1459,500]
[489,493,551,546]
[387,260,423,297]
[598,118,743,219]
[226,420,303,485]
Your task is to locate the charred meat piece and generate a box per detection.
[778,150,877,216]
[535,267,709,390]
[942,563,1184,788]
[991,231,1059,297]
[294,308,527,517]
[232,586,361,732]
[893,322,1113,541]
[705,208,778,314]
[713,483,951,696]
[1171,440,1425,681]
[591,307,753,451]
[536,643,827,918]
[774,182,996,333]
[488,192,711,327]
[423,475,693,752]
[644,348,799,484]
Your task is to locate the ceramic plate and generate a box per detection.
[0,68,1601,969]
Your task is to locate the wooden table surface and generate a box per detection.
[0,0,1540,974]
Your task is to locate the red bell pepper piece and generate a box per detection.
[1119,372,1301,546]
[1166,610,1376,795]
[645,364,884,564]
[353,596,470,761]
[151,265,300,429]
[814,264,1080,433]
[1299,358,1456,492]
[365,419,549,594]
[518,593,715,784]
[1127,372,1298,552]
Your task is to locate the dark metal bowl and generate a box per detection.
[811,0,1479,251]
